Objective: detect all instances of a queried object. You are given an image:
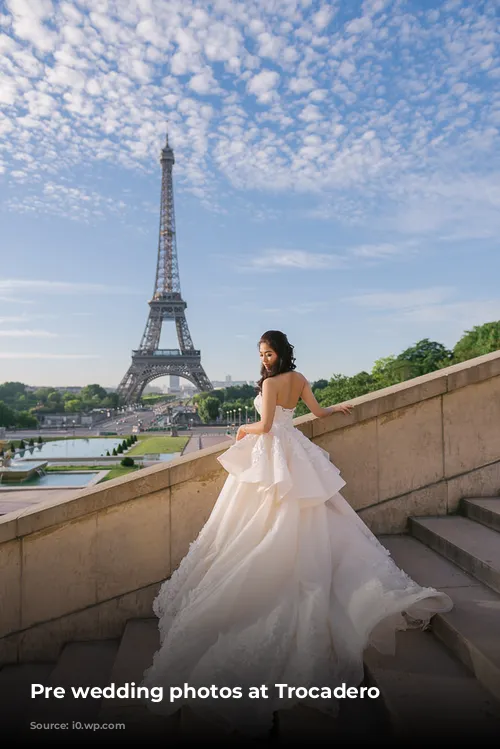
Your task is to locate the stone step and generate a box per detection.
[277,677,391,744]
[98,618,178,738]
[364,628,500,739]
[43,640,119,723]
[410,515,500,594]
[380,534,500,702]
[462,498,500,533]
[0,663,54,737]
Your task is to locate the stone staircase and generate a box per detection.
[365,496,500,740]
[2,496,500,744]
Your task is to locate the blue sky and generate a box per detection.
[0,0,499,388]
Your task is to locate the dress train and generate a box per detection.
[141,395,453,734]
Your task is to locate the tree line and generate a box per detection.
[1,321,498,429]
[0,383,119,429]
[192,321,500,423]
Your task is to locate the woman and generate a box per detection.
[142,330,452,735]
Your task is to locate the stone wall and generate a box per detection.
[1,351,499,665]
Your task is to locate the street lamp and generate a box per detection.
[238,408,241,427]
[245,406,248,424]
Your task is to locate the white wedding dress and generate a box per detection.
[142,394,452,734]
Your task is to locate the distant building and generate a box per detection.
[25,385,83,394]
[211,380,256,389]
[143,384,163,394]
[38,410,113,428]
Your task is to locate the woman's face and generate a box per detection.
[259,342,278,371]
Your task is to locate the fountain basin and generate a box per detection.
[0,461,49,483]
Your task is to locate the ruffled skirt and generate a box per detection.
[141,426,453,734]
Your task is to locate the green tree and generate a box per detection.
[80,384,108,402]
[16,411,38,428]
[193,389,224,405]
[453,321,500,363]
[223,384,256,401]
[318,372,375,405]
[0,382,26,405]
[34,387,52,404]
[64,399,82,413]
[45,391,64,412]
[312,379,328,390]
[295,372,375,416]
[197,396,221,424]
[371,355,406,387]
[396,339,452,377]
[0,401,17,428]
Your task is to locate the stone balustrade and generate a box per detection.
[1,350,499,666]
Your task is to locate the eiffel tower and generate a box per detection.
[117,133,213,403]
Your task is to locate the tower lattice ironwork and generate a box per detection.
[117,134,212,403]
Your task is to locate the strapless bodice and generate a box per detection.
[254,393,295,429]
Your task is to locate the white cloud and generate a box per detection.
[257,32,284,60]
[298,104,322,121]
[399,299,500,324]
[0,328,58,337]
[6,0,57,52]
[0,295,35,304]
[0,279,139,294]
[289,76,316,94]
[337,60,356,79]
[0,313,56,323]
[246,70,280,104]
[189,69,216,95]
[0,0,497,238]
[350,243,404,258]
[345,16,373,34]
[312,6,336,31]
[0,352,100,359]
[243,249,346,271]
[345,287,455,309]
[0,315,30,324]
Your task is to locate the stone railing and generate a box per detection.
[1,351,499,665]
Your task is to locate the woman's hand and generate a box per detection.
[331,403,354,416]
[236,426,247,441]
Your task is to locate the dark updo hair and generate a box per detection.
[257,330,296,392]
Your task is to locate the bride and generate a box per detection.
[141,330,453,735]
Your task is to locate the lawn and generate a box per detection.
[127,436,189,456]
[98,466,140,482]
[46,465,140,482]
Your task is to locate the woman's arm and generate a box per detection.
[237,379,277,439]
[300,377,354,417]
